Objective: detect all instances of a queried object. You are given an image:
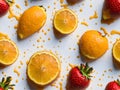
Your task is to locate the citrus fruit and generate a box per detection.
[54,8,78,34]
[0,39,19,66]
[112,39,120,68]
[0,32,9,40]
[27,51,60,86]
[79,30,108,60]
[17,6,47,39]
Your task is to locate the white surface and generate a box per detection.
[0,0,120,90]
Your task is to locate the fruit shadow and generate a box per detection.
[53,27,68,39]
[0,66,6,69]
[17,36,21,41]
[27,73,60,90]
[67,0,83,5]
[0,64,9,69]
[112,57,120,70]
[16,30,22,41]
[66,71,86,90]
[79,51,95,63]
[27,76,45,90]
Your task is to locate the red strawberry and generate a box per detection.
[101,0,120,24]
[69,63,93,89]
[106,79,120,90]
[0,76,15,90]
[105,0,120,14]
[0,88,3,90]
[0,0,12,17]
[0,88,4,90]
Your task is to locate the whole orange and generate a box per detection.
[17,6,47,39]
[79,30,108,60]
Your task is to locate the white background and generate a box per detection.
[0,0,120,90]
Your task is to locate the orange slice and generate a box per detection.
[0,32,9,40]
[27,51,60,86]
[0,39,19,66]
[54,8,78,34]
[112,39,120,68]
[17,6,47,39]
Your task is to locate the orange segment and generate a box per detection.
[112,39,120,68]
[54,8,78,34]
[0,39,19,66]
[27,51,60,86]
[17,6,47,39]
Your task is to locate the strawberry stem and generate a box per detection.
[116,79,120,86]
[79,63,93,79]
[0,76,15,90]
[7,0,13,3]
[39,5,46,12]
[6,0,13,5]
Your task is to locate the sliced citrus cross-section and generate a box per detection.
[27,51,60,86]
[17,6,47,39]
[54,8,78,34]
[0,39,19,66]
[112,39,120,68]
[0,32,9,40]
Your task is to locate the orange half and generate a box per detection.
[112,39,120,68]
[54,8,78,34]
[27,51,60,86]
[0,39,19,66]
[0,32,9,40]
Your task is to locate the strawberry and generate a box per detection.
[69,63,93,89]
[0,88,3,90]
[0,0,12,17]
[105,0,120,14]
[0,76,15,90]
[101,0,120,24]
[106,79,120,90]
